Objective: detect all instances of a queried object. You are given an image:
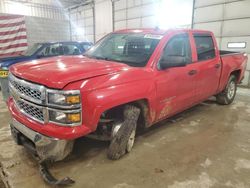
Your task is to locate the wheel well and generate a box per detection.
[100,99,150,131]
[230,70,241,82]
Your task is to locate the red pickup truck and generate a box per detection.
[8,29,247,164]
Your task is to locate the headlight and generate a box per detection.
[49,110,81,126]
[0,67,9,78]
[0,67,8,70]
[47,90,81,108]
[47,90,82,126]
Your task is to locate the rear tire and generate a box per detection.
[107,105,140,160]
[216,75,237,105]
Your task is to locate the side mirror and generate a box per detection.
[159,56,188,70]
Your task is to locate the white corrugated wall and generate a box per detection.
[95,0,112,41]
[68,0,112,42]
[193,0,250,87]
[0,0,67,20]
[69,0,193,43]
[114,0,157,30]
[0,1,70,47]
[69,3,95,42]
[25,16,70,46]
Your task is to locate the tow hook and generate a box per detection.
[39,160,75,186]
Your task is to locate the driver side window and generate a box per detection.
[38,43,61,57]
[162,34,191,63]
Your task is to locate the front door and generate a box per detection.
[155,33,196,121]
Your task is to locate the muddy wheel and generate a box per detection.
[216,75,237,105]
[107,105,140,160]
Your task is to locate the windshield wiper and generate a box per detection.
[84,55,144,67]
[94,56,111,61]
[84,54,109,61]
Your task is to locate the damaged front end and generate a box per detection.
[10,118,75,185]
[7,72,85,185]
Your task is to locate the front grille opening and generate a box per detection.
[17,100,44,122]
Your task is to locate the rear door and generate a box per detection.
[155,33,196,120]
[191,33,221,101]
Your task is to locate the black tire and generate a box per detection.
[107,105,140,160]
[216,75,237,105]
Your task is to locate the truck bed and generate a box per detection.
[218,50,247,92]
[220,50,243,56]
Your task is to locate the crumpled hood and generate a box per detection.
[10,56,130,89]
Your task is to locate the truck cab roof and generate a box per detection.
[114,28,213,35]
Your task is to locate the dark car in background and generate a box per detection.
[0,41,93,101]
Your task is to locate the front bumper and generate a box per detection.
[8,98,92,140]
[10,118,74,161]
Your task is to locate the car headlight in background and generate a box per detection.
[49,110,81,126]
[0,67,9,78]
[0,66,8,70]
[47,90,81,108]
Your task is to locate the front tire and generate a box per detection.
[107,105,140,160]
[216,75,237,105]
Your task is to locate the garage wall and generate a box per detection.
[193,0,250,87]
[114,0,157,30]
[69,0,193,43]
[0,1,70,47]
[114,0,193,30]
[95,0,113,41]
[68,0,112,43]
[69,4,95,42]
[0,13,70,47]
[0,0,66,20]
[25,16,70,46]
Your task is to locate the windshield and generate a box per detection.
[22,43,42,56]
[85,33,162,67]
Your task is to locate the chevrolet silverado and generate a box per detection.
[7,29,247,184]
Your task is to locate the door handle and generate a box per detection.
[215,63,221,69]
[188,70,197,76]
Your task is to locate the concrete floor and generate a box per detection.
[0,88,250,188]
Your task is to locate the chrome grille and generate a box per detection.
[8,73,82,126]
[9,73,44,104]
[9,78,42,100]
[16,100,44,122]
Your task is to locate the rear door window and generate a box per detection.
[193,34,215,61]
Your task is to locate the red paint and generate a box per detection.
[0,15,23,20]
[0,28,26,36]
[0,51,23,57]
[0,20,25,28]
[0,35,27,43]
[8,29,248,140]
[0,43,28,51]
